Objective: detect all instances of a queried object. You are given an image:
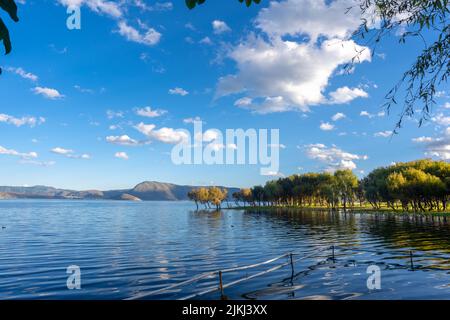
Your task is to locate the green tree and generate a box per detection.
[208,186,227,210]
[188,189,200,210]
[334,170,358,210]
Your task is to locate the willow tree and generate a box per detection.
[353,0,450,131]
[186,0,450,129]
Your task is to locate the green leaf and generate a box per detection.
[185,0,196,9]
[0,0,19,22]
[0,18,12,55]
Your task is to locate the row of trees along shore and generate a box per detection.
[188,160,450,212]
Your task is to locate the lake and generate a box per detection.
[0,200,449,300]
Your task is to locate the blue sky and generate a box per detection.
[0,0,449,190]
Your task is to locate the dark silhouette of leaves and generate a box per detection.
[0,0,19,22]
[0,0,18,74]
[0,18,11,54]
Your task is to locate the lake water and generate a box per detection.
[0,200,449,300]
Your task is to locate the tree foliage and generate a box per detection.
[230,159,449,212]
[188,186,228,210]
[0,0,18,74]
[352,0,450,131]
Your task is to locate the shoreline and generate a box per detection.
[225,205,450,216]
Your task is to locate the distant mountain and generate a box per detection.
[0,182,239,201]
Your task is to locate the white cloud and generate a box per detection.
[20,159,56,167]
[32,87,64,99]
[305,143,368,172]
[431,113,450,126]
[117,21,161,46]
[374,130,393,138]
[115,151,129,160]
[331,112,346,121]
[217,36,370,113]
[199,37,213,45]
[328,86,368,104]
[106,110,124,119]
[135,122,189,144]
[51,147,90,159]
[234,97,253,107]
[212,20,231,34]
[256,0,363,41]
[360,110,385,119]
[216,0,372,114]
[0,114,45,127]
[74,85,94,94]
[443,102,450,109]
[58,0,123,18]
[135,107,167,118]
[183,116,203,124]
[412,136,434,143]
[169,87,189,96]
[106,135,141,146]
[6,67,38,81]
[0,145,37,159]
[412,128,450,160]
[319,122,335,131]
[51,147,74,155]
[261,171,285,177]
[134,1,173,12]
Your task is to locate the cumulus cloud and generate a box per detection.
[374,130,393,138]
[0,114,45,127]
[117,21,161,46]
[360,110,385,118]
[169,87,189,96]
[256,0,363,41]
[331,112,346,121]
[32,87,64,99]
[412,128,450,160]
[51,147,74,155]
[58,1,162,48]
[133,0,173,12]
[212,20,231,34]
[58,0,123,18]
[114,151,129,160]
[0,145,37,159]
[431,113,450,126]
[216,0,372,114]
[217,37,370,113]
[328,86,368,104]
[6,67,38,81]
[106,135,141,146]
[51,147,90,159]
[135,122,189,144]
[135,107,167,118]
[305,143,368,172]
[319,122,335,131]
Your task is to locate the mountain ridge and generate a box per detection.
[0,181,239,201]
